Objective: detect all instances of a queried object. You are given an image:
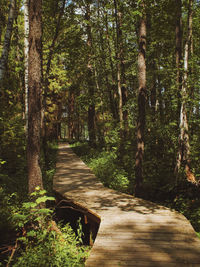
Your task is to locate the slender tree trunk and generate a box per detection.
[175,0,196,184]
[157,72,164,122]
[113,0,128,137]
[0,0,15,81]
[135,2,147,197]
[175,0,182,94]
[150,60,157,115]
[42,0,66,166]
[175,0,183,132]
[24,0,29,137]
[97,1,115,132]
[27,0,43,194]
[86,1,96,147]
[68,88,75,140]
[174,0,183,177]
[104,10,118,120]
[188,0,194,120]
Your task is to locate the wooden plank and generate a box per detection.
[86,250,200,261]
[86,259,200,267]
[53,143,200,267]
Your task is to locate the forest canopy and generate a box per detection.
[0,1,200,261]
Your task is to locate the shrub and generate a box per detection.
[5,188,89,267]
[71,142,129,193]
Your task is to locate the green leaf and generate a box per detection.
[27,230,36,237]
[38,190,47,195]
[23,202,37,209]
[38,208,53,214]
[35,196,48,204]
[13,213,27,220]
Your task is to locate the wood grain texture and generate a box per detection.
[53,143,200,267]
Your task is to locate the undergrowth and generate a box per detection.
[71,141,130,193]
[70,141,200,237]
[0,141,89,266]
[4,188,89,267]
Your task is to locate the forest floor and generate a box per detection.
[0,141,89,266]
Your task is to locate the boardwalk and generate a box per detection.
[53,143,200,266]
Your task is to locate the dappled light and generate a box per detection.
[54,143,200,266]
[1,0,200,265]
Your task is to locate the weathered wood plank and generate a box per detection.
[53,143,200,267]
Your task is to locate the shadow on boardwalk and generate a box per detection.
[53,143,200,267]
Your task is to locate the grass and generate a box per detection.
[70,141,130,193]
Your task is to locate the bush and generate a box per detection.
[6,188,89,267]
[71,142,130,193]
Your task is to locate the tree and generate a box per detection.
[113,0,128,137]
[27,0,43,194]
[0,0,15,81]
[175,0,182,98]
[175,0,197,184]
[85,0,96,147]
[24,0,29,136]
[135,1,147,197]
[42,0,66,165]
[68,87,75,139]
[104,4,118,121]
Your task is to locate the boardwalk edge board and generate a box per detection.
[53,143,200,267]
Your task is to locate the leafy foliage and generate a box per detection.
[70,141,200,237]
[8,188,89,267]
[71,141,130,193]
[1,1,200,263]
[0,141,89,266]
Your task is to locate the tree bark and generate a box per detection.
[86,1,96,147]
[150,60,157,115]
[113,0,128,137]
[24,0,29,137]
[68,88,75,140]
[42,0,66,167]
[27,0,43,194]
[135,2,147,197]
[104,10,118,120]
[175,0,196,184]
[175,0,182,94]
[0,0,15,81]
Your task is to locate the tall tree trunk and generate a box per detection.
[150,60,157,115]
[0,0,15,81]
[175,0,196,184]
[175,0,182,127]
[86,1,96,147]
[104,10,118,120]
[188,0,194,121]
[24,0,29,137]
[42,0,66,167]
[135,2,147,197]
[68,88,75,140]
[174,0,183,177]
[27,0,43,194]
[175,0,182,94]
[113,0,128,137]
[157,71,164,122]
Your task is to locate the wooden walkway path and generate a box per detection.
[53,143,200,266]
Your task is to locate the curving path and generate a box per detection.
[53,143,200,266]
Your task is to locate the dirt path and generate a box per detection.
[53,143,200,266]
